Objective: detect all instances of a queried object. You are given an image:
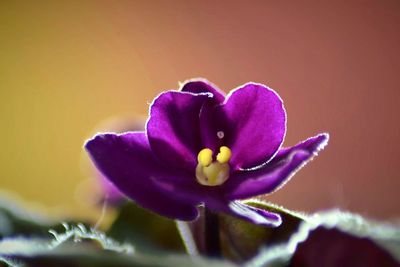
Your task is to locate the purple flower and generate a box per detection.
[85,79,328,226]
[91,118,145,205]
[98,173,126,204]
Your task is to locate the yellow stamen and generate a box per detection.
[196,162,230,186]
[216,146,232,164]
[196,146,232,186]
[197,148,213,167]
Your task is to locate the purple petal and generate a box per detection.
[180,79,227,151]
[225,133,329,200]
[180,78,226,104]
[147,91,213,171]
[99,173,125,204]
[204,83,287,170]
[198,102,221,152]
[208,200,282,226]
[94,117,145,205]
[85,132,199,220]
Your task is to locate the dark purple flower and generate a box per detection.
[98,173,125,204]
[85,79,328,226]
[90,118,145,205]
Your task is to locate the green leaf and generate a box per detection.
[0,194,93,242]
[0,225,234,267]
[177,201,305,262]
[219,200,306,263]
[0,194,53,238]
[106,201,185,253]
[247,210,400,267]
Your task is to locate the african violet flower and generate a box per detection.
[91,118,145,205]
[85,79,328,226]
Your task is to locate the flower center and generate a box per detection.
[195,146,232,186]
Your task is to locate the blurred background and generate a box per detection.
[0,0,399,222]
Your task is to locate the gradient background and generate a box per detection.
[1,1,399,221]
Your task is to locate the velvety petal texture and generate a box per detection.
[203,83,286,170]
[225,133,329,200]
[228,201,281,226]
[98,173,125,204]
[147,91,213,171]
[85,132,199,220]
[85,79,329,226]
[180,78,225,104]
[179,79,227,150]
[210,200,282,226]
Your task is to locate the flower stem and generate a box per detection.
[204,208,221,258]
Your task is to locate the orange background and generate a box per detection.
[1,1,399,221]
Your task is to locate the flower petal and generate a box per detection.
[180,79,227,151]
[85,132,199,220]
[147,91,213,171]
[225,133,329,200]
[98,173,125,205]
[207,83,287,170]
[208,200,282,226]
[180,78,225,103]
